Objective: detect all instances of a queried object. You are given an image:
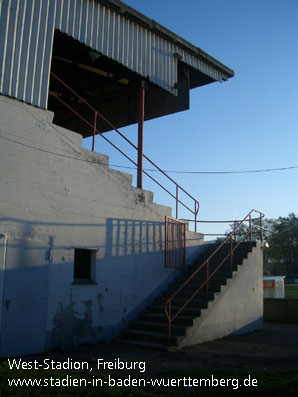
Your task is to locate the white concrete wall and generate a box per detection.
[0,95,203,355]
[176,243,264,349]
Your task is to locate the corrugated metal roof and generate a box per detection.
[0,0,234,109]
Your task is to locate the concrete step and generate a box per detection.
[155,297,208,309]
[187,260,239,274]
[162,290,216,302]
[170,276,228,290]
[139,312,194,326]
[119,242,256,349]
[130,321,186,336]
[147,304,201,317]
[122,329,176,346]
[165,283,221,296]
[183,269,232,278]
[118,339,167,350]
[190,243,253,269]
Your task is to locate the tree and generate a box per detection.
[222,213,298,277]
[264,213,298,277]
[220,216,271,243]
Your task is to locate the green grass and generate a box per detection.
[285,284,298,299]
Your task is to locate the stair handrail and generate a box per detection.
[164,209,265,342]
[49,72,199,227]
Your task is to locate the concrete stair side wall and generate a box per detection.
[175,243,264,349]
[0,95,204,355]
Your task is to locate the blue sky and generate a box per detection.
[83,0,298,235]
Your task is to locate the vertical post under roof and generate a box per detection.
[137,81,145,189]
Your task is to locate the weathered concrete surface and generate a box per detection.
[175,243,264,349]
[0,95,204,356]
[264,298,298,323]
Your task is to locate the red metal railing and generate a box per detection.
[164,216,186,270]
[164,209,265,342]
[49,72,199,228]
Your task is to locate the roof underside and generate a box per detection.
[53,0,234,94]
[0,0,234,135]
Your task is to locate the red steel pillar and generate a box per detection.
[137,81,145,189]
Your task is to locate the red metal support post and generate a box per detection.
[176,185,179,219]
[230,234,233,271]
[183,222,186,268]
[137,81,145,189]
[92,111,97,151]
[249,214,252,249]
[50,73,200,228]
[194,202,197,233]
[168,302,171,343]
[206,260,209,300]
[234,221,237,243]
[164,216,167,268]
[260,213,263,242]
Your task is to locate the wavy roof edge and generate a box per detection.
[105,0,234,78]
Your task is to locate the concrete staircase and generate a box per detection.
[119,241,257,349]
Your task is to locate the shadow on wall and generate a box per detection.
[105,218,164,257]
[0,237,49,357]
[0,216,179,355]
[0,216,165,257]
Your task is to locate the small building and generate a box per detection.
[264,276,285,299]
